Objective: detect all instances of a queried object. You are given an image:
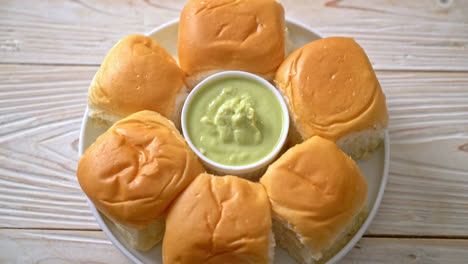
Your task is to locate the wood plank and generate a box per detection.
[1,229,468,263]
[1,64,468,236]
[345,237,468,264]
[368,71,468,236]
[0,229,129,264]
[1,0,468,70]
[0,64,99,229]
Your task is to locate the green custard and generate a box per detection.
[186,76,284,166]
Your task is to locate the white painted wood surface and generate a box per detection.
[2,230,468,264]
[2,0,468,70]
[1,0,468,263]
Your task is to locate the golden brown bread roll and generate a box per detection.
[163,173,274,264]
[178,0,285,87]
[275,37,388,158]
[77,110,204,250]
[260,136,368,264]
[88,35,188,128]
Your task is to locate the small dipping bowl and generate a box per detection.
[181,71,289,178]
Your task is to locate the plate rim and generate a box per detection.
[79,108,146,264]
[78,18,389,264]
[327,131,390,264]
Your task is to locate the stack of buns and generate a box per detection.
[77,0,389,263]
[77,111,204,251]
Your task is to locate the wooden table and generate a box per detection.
[1,0,468,263]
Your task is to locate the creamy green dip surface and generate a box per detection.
[186,77,284,166]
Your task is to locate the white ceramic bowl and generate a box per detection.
[79,18,390,264]
[181,71,289,177]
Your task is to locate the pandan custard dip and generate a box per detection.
[182,71,288,169]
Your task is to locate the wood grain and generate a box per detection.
[1,0,467,71]
[2,229,468,264]
[0,64,99,229]
[368,71,468,236]
[1,64,467,237]
[0,229,128,263]
[345,236,468,264]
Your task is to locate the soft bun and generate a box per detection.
[275,37,388,158]
[163,173,274,264]
[88,35,188,128]
[178,0,285,87]
[260,136,368,264]
[77,110,204,250]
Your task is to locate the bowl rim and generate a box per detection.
[181,70,290,173]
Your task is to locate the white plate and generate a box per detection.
[78,18,390,264]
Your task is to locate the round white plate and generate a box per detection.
[79,18,390,264]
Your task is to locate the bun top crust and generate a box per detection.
[77,111,204,229]
[275,37,388,141]
[163,173,272,264]
[260,136,367,253]
[178,0,285,78]
[88,35,185,119]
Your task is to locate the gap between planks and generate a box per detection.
[2,227,468,241]
[2,62,468,74]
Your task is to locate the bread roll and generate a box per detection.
[88,35,188,129]
[260,136,368,264]
[275,37,388,158]
[77,110,204,251]
[163,173,275,264]
[178,0,285,87]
